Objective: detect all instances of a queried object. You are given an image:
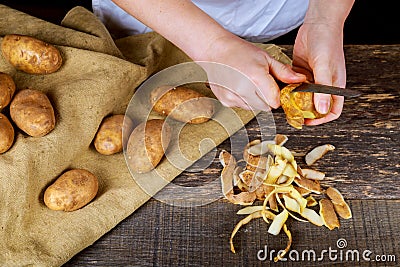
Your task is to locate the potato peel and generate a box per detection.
[236,206,264,215]
[331,202,352,220]
[293,185,311,196]
[247,140,275,156]
[306,195,318,207]
[268,209,289,236]
[239,169,255,187]
[283,195,301,213]
[220,150,256,205]
[294,177,322,194]
[301,208,324,226]
[280,84,305,129]
[301,168,326,180]
[325,187,345,204]
[219,135,352,261]
[319,199,340,230]
[219,149,235,168]
[254,184,273,200]
[276,193,309,223]
[274,134,289,146]
[274,224,292,262]
[230,210,275,253]
[326,187,352,219]
[305,144,335,166]
[230,210,264,253]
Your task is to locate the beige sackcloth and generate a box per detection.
[0,5,291,266]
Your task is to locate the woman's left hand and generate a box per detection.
[292,0,354,125]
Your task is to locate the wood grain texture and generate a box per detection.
[65,45,400,266]
[65,199,399,266]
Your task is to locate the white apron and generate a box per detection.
[92,0,309,42]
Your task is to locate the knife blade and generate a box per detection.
[291,83,362,98]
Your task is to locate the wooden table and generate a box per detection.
[64,45,400,266]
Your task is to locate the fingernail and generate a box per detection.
[317,99,330,114]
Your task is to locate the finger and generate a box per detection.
[314,93,332,115]
[332,66,347,89]
[210,84,247,107]
[312,63,335,114]
[266,56,307,84]
[248,90,272,111]
[291,65,314,82]
[254,72,281,109]
[211,84,269,110]
[229,88,272,111]
[305,95,344,125]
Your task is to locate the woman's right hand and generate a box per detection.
[202,35,306,111]
[112,0,306,111]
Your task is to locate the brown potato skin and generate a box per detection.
[44,169,99,212]
[126,119,171,173]
[94,114,133,155]
[151,86,215,124]
[1,34,62,74]
[10,89,56,137]
[0,113,14,154]
[0,72,16,110]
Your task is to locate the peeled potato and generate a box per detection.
[44,169,98,212]
[10,89,56,137]
[151,86,215,124]
[126,119,171,173]
[1,34,62,74]
[280,83,332,129]
[94,114,133,155]
[0,72,16,110]
[0,113,14,154]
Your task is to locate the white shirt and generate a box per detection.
[92,0,309,42]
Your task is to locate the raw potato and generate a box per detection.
[280,83,332,129]
[126,119,171,173]
[1,34,62,74]
[94,114,133,155]
[10,89,55,137]
[151,86,215,124]
[0,72,16,110]
[0,113,14,154]
[44,169,99,212]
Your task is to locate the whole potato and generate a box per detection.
[151,86,215,124]
[126,119,171,173]
[0,72,16,110]
[280,83,332,129]
[0,113,14,154]
[44,169,99,212]
[94,114,134,155]
[10,89,56,137]
[1,34,62,74]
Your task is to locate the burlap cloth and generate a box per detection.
[0,5,291,266]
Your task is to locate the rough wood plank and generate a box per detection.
[64,45,400,266]
[65,199,399,266]
[170,45,400,200]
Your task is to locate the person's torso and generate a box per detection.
[92,0,309,41]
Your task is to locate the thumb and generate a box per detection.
[267,56,307,84]
[313,65,333,115]
[314,93,332,115]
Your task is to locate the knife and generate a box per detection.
[291,83,362,98]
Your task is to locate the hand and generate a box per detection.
[203,35,306,111]
[112,0,306,111]
[292,0,354,125]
